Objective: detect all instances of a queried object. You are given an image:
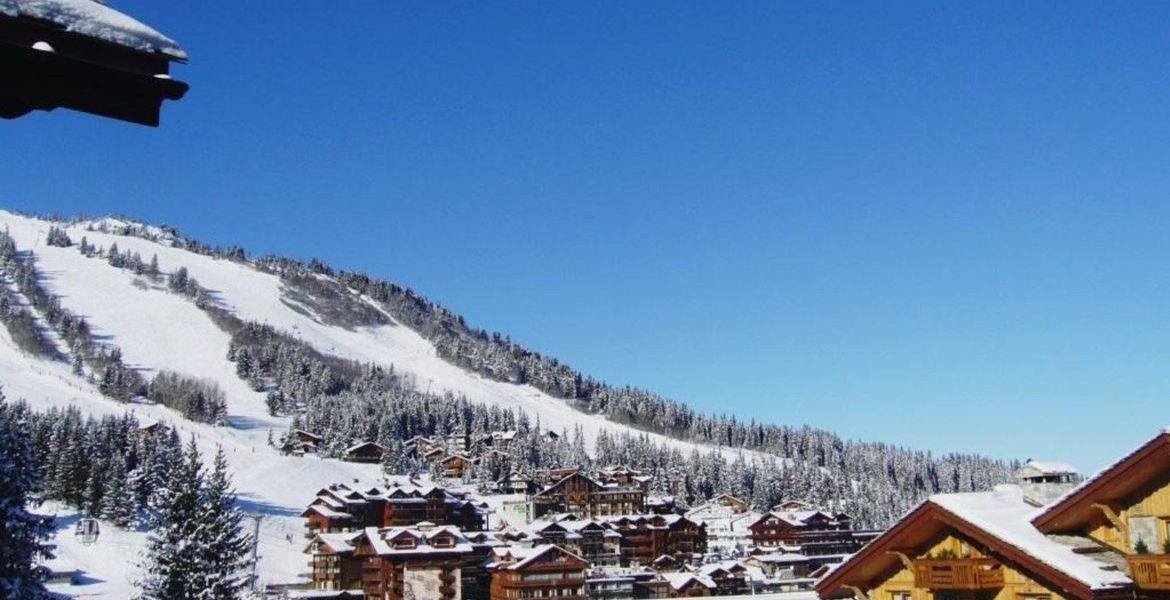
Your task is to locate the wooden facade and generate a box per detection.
[1033,432,1170,597]
[306,532,364,592]
[532,472,646,519]
[489,545,588,600]
[605,514,708,567]
[817,501,1112,600]
[749,509,868,555]
[440,454,474,479]
[354,527,469,600]
[304,483,484,539]
[531,518,623,568]
[345,442,386,463]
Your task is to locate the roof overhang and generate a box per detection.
[0,12,186,126]
[1033,432,1170,534]
[815,500,1115,600]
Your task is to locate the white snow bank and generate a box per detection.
[0,0,186,60]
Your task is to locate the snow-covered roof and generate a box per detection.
[751,552,815,564]
[930,485,1131,591]
[661,572,716,591]
[304,531,362,554]
[1018,460,1078,476]
[362,525,473,556]
[345,441,385,454]
[302,504,351,520]
[490,544,587,570]
[0,0,187,60]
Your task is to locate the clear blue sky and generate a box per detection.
[4,2,1169,473]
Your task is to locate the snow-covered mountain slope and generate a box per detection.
[0,209,772,596]
[0,210,764,462]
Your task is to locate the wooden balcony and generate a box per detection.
[913,558,1004,590]
[1128,555,1170,590]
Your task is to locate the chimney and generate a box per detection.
[1015,459,1079,507]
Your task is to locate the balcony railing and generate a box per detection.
[912,558,1004,590]
[1128,555,1170,590]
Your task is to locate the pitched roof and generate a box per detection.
[661,572,716,591]
[1020,460,1078,476]
[1033,431,1170,533]
[490,544,587,570]
[345,441,385,454]
[816,485,1131,600]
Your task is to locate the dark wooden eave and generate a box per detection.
[0,14,187,126]
[1032,432,1170,535]
[814,500,1128,600]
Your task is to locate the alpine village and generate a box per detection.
[2,2,1168,600]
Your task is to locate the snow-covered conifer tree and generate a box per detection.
[137,437,204,600]
[196,447,251,599]
[0,392,55,598]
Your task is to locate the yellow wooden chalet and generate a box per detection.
[819,430,1170,600]
[1033,430,1170,595]
[816,485,1132,600]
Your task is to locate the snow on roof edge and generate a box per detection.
[929,485,1132,591]
[0,0,187,60]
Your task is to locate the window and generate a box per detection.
[890,591,912,600]
[1130,516,1157,552]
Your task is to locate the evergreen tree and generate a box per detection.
[197,447,251,599]
[100,452,137,528]
[0,393,55,599]
[137,437,204,600]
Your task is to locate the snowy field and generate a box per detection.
[0,210,774,597]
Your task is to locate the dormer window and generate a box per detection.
[392,537,417,550]
[432,536,454,549]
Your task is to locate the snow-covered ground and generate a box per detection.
[0,210,777,597]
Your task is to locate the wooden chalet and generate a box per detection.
[305,531,364,592]
[439,454,474,479]
[303,483,484,539]
[353,524,473,600]
[713,494,749,513]
[344,442,386,464]
[599,466,647,487]
[488,544,588,600]
[404,436,441,456]
[532,472,646,519]
[0,0,188,126]
[422,446,447,463]
[749,507,866,555]
[529,517,623,567]
[660,572,717,597]
[698,561,753,596]
[497,472,538,495]
[604,514,707,567]
[535,466,583,486]
[138,420,166,437]
[303,504,356,537]
[294,429,324,454]
[1032,431,1170,596]
[815,485,1133,600]
[478,430,519,450]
